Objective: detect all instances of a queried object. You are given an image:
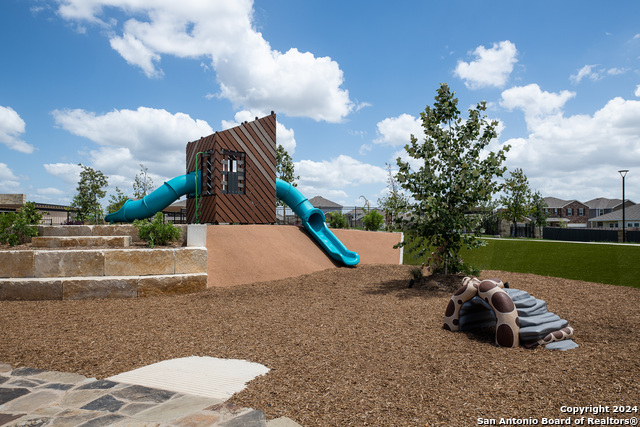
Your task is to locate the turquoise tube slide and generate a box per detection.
[104,171,200,223]
[276,178,359,266]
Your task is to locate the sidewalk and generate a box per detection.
[0,363,300,426]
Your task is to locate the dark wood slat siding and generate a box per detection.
[185,113,276,224]
[216,126,275,222]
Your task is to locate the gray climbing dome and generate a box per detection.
[444,277,578,350]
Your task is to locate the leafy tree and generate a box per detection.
[0,202,43,246]
[70,164,108,224]
[107,187,129,214]
[133,163,155,199]
[499,168,533,237]
[396,83,510,275]
[327,211,348,229]
[377,163,410,231]
[276,144,299,207]
[529,191,548,237]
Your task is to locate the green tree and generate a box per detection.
[107,187,129,214]
[529,191,548,237]
[70,164,109,224]
[0,202,43,246]
[133,163,155,199]
[377,163,410,231]
[396,83,510,275]
[276,144,299,207]
[499,168,533,237]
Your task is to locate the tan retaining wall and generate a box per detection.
[0,247,207,301]
[206,225,402,287]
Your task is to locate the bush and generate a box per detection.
[0,202,43,246]
[362,210,384,231]
[327,211,348,229]
[133,212,182,248]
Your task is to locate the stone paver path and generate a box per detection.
[0,363,300,426]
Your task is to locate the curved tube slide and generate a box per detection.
[276,179,359,266]
[105,171,200,223]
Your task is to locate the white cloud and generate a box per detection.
[503,96,640,201]
[570,65,628,84]
[500,84,576,126]
[635,85,640,97]
[454,40,518,89]
[373,114,422,147]
[55,0,353,122]
[0,163,20,193]
[570,64,601,84]
[221,110,296,154]
[0,105,35,154]
[51,107,213,184]
[36,187,65,196]
[0,162,18,181]
[295,155,387,200]
[43,162,83,185]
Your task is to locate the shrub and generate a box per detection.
[362,210,384,231]
[0,202,43,246]
[133,212,182,248]
[327,211,348,229]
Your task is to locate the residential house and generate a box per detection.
[543,197,589,228]
[307,196,343,215]
[584,197,635,223]
[0,193,74,225]
[587,203,640,229]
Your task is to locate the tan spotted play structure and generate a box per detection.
[443,277,577,350]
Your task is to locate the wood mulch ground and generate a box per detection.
[1,264,639,426]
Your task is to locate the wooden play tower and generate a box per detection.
[185,113,277,224]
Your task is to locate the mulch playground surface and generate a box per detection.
[1,264,639,426]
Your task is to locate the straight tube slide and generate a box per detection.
[276,178,359,266]
[105,171,200,223]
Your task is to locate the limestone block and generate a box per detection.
[0,251,34,278]
[34,250,105,278]
[104,249,173,276]
[63,276,138,300]
[37,225,93,237]
[0,278,63,301]
[58,236,131,248]
[93,225,141,242]
[174,248,207,274]
[138,273,207,297]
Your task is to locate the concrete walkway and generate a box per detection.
[0,363,300,427]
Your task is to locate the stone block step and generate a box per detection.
[0,273,208,301]
[31,236,132,248]
[0,247,207,279]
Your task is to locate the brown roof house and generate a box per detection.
[543,197,589,228]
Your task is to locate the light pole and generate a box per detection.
[619,170,629,243]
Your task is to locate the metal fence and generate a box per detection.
[542,227,619,242]
[627,230,640,243]
[276,206,384,229]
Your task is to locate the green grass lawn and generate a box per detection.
[404,238,640,289]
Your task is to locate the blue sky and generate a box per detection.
[1,0,639,209]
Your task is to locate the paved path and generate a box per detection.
[0,363,300,427]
